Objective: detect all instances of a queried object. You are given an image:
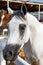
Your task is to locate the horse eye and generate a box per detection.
[19,24,26,31]
[19,24,26,35]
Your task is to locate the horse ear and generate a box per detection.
[21,4,27,15]
[7,7,14,14]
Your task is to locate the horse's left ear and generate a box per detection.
[7,7,14,14]
[21,4,27,15]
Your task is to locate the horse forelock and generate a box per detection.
[8,10,26,24]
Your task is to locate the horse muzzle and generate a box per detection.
[3,44,20,61]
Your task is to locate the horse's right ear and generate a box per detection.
[7,7,14,14]
[21,4,27,15]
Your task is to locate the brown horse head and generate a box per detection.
[1,9,10,29]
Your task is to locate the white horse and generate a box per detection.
[1,5,31,65]
[1,4,43,65]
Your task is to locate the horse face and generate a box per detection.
[3,5,31,61]
[7,15,30,45]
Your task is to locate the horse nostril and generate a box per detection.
[9,51,12,56]
[3,50,13,61]
[19,24,26,31]
[3,45,13,61]
[7,51,13,57]
[3,44,20,61]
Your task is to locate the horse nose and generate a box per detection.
[3,44,20,61]
[19,24,26,31]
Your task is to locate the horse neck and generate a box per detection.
[26,12,40,28]
[26,13,41,44]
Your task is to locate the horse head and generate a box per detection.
[3,4,31,61]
